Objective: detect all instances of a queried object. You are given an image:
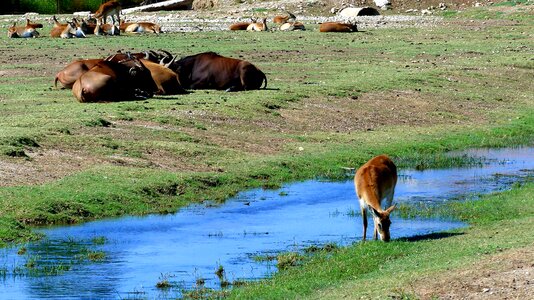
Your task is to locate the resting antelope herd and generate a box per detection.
[355,155,398,242]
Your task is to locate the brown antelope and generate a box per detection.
[140,59,187,95]
[7,22,39,38]
[120,21,162,34]
[26,18,43,29]
[51,15,64,28]
[95,18,119,35]
[229,21,252,31]
[246,18,268,31]
[355,155,397,242]
[279,21,305,31]
[319,22,357,33]
[273,11,296,24]
[93,0,121,25]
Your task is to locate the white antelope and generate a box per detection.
[354,155,397,242]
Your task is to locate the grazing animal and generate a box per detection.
[167,52,267,91]
[355,155,397,242]
[246,18,268,31]
[140,59,187,95]
[95,18,119,35]
[120,21,162,34]
[273,11,296,24]
[319,22,357,32]
[72,56,157,103]
[279,21,305,31]
[93,0,121,25]
[229,21,252,31]
[26,18,43,29]
[7,22,39,38]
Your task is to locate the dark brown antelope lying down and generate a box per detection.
[72,57,157,103]
[167,52,267,92]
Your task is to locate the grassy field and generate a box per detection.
[0,5,533,249]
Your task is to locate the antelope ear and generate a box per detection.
[371,206,381,217]
[385,204,396,214]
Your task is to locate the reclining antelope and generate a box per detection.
[120,20,162,34]
[273,11,296,24]
[247,18,268,31]
[50,17,85,38]
[355,155,397,242]
[279,21,305,31]
[95,18,120,35]
[7,22,40,38]
[319,21,357,32]
[229,18,255,31]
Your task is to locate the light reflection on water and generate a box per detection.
[0,147,532,299]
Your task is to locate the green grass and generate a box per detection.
[227,182,534,299]
[0,7,533,246]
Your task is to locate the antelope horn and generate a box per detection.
[164,55,177,68]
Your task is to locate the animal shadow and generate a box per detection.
[398,231,464,242]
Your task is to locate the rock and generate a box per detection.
[330,7,338,14]
[374,0,391,10]
[339,7,380,17]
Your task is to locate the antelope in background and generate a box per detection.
[355,155,397,242]
[279,21,305,31]
[229,18,255,31]
[120,21,162,34]
[95,18,120,35]
[93,0,121,25]
[246,18,268,31]
[25,18,43,30]
[273,11,296,24]
[7,22,40,38]
[319,21,358,32]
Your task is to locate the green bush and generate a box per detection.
[5,0,144,14]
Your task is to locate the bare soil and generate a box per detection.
[412,244,534,299]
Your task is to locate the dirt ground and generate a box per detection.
[412,244,534,299]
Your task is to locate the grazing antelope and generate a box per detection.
[166,52,267,91]
[273,11,296,24]
[26,18,43,29]
[246,18,268,31]
[319,22,357,33]
[279,21,305,31]
[95,18,120,35]
[120,21,162,34]
[7,22,39,38]
[93,0,121,25]
[355,155,397,242]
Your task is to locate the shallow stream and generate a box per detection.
[1,147,532,299]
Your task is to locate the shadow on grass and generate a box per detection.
[397,231,464,242]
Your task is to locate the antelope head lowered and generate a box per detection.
[355,155,397,242]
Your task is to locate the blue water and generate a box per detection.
[0,147,532,299]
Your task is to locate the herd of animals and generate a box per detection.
[8,0,358,38]
[8,1,393,242]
